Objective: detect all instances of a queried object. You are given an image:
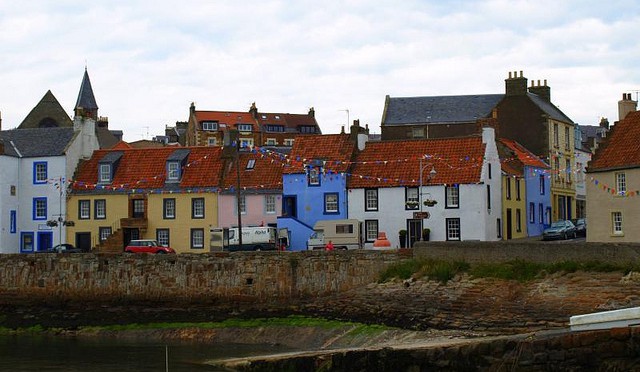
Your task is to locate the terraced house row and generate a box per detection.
[1,69,637,253]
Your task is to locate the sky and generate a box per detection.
[1,1,638,142]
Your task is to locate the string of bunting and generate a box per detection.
[588,176,640,197]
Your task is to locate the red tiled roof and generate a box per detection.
[499,138,549,168]
[71,147,224,191]
[111,141,132,150]
[283,134,356,174]
[588,111,640,171]
[498,138,549,176]
[220,151,283,190]
[348,137,486,188]
[194,111,255,129]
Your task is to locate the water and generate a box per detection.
[0,335,293,371]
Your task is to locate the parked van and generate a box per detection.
[210,226,277,252]
[307,219,363,250]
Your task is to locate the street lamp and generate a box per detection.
[418,156,437,241]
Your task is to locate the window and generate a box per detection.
[365,220,378,242]
[538,203,544,224]
[33,197,47,220]
[99,227,112,241]
[238,124,252,132]
[324,193,339,214]
[554,160,560,181]
[167,161,180,181]
[299,126,316,134]
[515,179,521,200]
[445,186,459,208]
[265,138,277,146]
[157,229,170,246]
[238,195,246,214]
[240,138,254,148]
[21,232,34,252]
[207,137,217,146]
[540,175,545,195]
[99,163,111,183]
[529,202,535,223]
[365,189,378,211]
[10,210,16,233]
[612,212,623,235]
[553,123,559,147]
[336,224,354,234]
[616,172,626,194]
[446,218,461,241]
[192,198,204,219]
[545,207,551,225]
[506,178,512,200]
[201,121,218,131]
[33,162,47,184]
[412,127,425,138]
[284,139,294,146]
[405,187,419,209]
[266,125,284,133]
[488,163,492,179]
[487,185,491,211]
[246,159,256,170]
[497,218,502,238]
[79,200,90,219]
[191,228,204,249]
[163,198,176,219]
[516,209,522,232]
[94,199,106,219]
[565,127,570,150]
[265,195,276,214]
[566,159,571,182]
[308,167,320,186]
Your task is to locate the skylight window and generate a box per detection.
[246,159,256,170]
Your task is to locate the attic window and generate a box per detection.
[238,124,253,132]
[167,161,180,181]
[261,115,267,119]
[99,164,112,183]
[300,126,316,134]
[246,159,256,170]
[275,115,280,120]
[202,121,218,131]
[166,149,191,183]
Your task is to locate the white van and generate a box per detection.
[307,219,364,250]
[210,226,277,252]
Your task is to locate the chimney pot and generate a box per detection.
[519,70,523,77]
[509,71,512,78]
[537,79,541,86]
[544,79,547,86]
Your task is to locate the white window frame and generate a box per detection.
[207,137,217,146]
[265,138,277,146]
[79,200,90,219]
[365,189,378,211]
[308,167,320,186]
[192,198,205,219]
[34,162,47,184]
[240,138,254,148]
[167,161,180,181]
[99,227,112,241]
[191,228,204,249]
[616,172,626,194]
[446,218,461,241]
[95,199,106,219]
[265,195,276,214]
[365,220,378,242]
[612,211,623,235]
[238,195,246,214]
[445,185,459,208]
[238,124,253,132]
[157,229,170,246]
[284,139,294,146]
[405,187,419,210]
[324,193,339,213]
[164,198,176,219]
[246,159,256,170]
[99,163,111,183]
[202,121,218,131]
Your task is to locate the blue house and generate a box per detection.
[278,126,365,250]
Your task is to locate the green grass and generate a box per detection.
[379,259,638,283]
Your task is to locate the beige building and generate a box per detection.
[586,95,639,242]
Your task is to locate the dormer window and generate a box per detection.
[201,121,218,131]
[275,115,280,120]
[300,126,316,134]
[167,161,180,181]
[99,164,112,183]
[238,124,253,132]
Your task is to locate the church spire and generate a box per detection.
[74,67,98,119]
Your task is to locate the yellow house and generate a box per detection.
[67,145,224,253]
[586,107,640,242]
[498,140,528,240]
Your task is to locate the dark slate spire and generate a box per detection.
[75,68,98,118]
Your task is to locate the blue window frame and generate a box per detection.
[33,197,47,220]
[10,210,16,233]
[21,232,34,252]
[324,193,339,214]
[33,162,48,184]
[308,167,321,186]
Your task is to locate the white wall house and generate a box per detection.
[348,127,502,248]
[0,124,97,253]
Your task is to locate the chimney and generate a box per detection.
[618,93,637,121]
[308,107,315,118]
[0,111,2,131]
[505,70,528,96]
[190,102,196,114]
[528,78,551,102]
[599,117,609,130]
[249,102,258,120]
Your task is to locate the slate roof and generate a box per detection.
[75,68,98,111]
[348,136,486,188]
[18,90,73,129]
[220,150,283,192]
[71,146,225,191]
[383,94,504,125]
[283,134,356,174]
[587,111,640,172]
[0,128,76,157]
[527,93,573,124]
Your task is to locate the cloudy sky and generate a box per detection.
[1,1,638,141]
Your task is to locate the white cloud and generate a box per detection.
[0,0,638,139]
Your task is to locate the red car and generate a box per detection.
[124,240,176,254]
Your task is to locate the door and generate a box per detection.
[123,228,140,248]
[282,196,297,218]
[37,231,53,252]
[506,209,513,240]
[407,219,422,248]
[75,232,91,251]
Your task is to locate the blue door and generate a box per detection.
[37,231,53,252]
